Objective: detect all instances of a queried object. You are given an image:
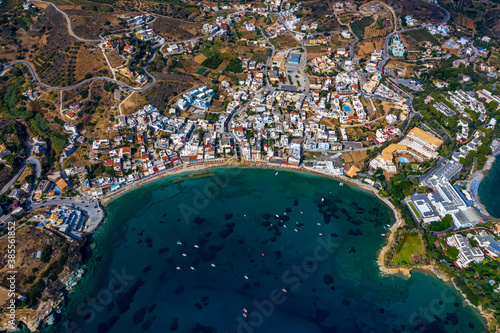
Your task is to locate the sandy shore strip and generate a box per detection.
[467,155,497,217]
[96,160,496,325]
[100,159,409,278]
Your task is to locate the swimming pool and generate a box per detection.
[343,105,351,112]
[399,157,409,163]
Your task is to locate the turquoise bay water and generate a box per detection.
[479,158,500,218]
[44,168,485,333]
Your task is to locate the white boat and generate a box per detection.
[294,229,298,232]
[211,264,216,267]
[177,241,183,245]
[322,198,325,202]
[339,183,344,186]
[244,275,249,280]
[194,245,199,248]
[381,234,385,236]
[275,172,279,176]
[190,266,195,270]
[182,253,187,257]
[176,267,181,270]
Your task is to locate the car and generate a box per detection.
[85,205,89,207]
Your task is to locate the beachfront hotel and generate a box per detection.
[399,127,444,159]
[369,127,442,174]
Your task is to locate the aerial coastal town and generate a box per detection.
[1,0,500,330]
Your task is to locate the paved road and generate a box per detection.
[30,198,105,233]
[259,28,275,89]
[30,156,41,179]
[0,157,40,195]
[379,3,450,71]
[1,1,158,92]
[0,58,156,92]
[33,0,102,42]
[277,4,310,92]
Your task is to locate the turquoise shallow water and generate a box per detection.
[42,168,485,333]
[479,158,500,218]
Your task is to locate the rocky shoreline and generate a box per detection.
[14,161,495,332]
[0,238,85,333]
[470,155,497,217]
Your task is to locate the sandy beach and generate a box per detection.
[95,159,496,328]
[100,159,412,277]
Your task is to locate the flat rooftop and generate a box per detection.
[288,53,302,63]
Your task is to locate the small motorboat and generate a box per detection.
[244,275,249,280]
[294,229,298,232]
[190,266,195,270]
[176,267,181,270]
[182,253,187,257]
[381,234,385,236]
[339,183,344,186]
[211,264,216,267]
[194,245,199,248]
[177,241,183,245]
[275,172,279,176]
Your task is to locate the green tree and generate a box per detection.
[447,246,459,260]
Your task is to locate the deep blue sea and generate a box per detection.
[479,158,500,218]
[42,168,485,333]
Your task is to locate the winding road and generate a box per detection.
[0,157,41,195]
[0,1,158,93]
[379,4,450,71]
[0,57,156,92]
[33,0,102,42]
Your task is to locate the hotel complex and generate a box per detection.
[369,127,443,174]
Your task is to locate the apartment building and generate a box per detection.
[399,127,443,159]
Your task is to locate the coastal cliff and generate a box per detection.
[0,227,84,332]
